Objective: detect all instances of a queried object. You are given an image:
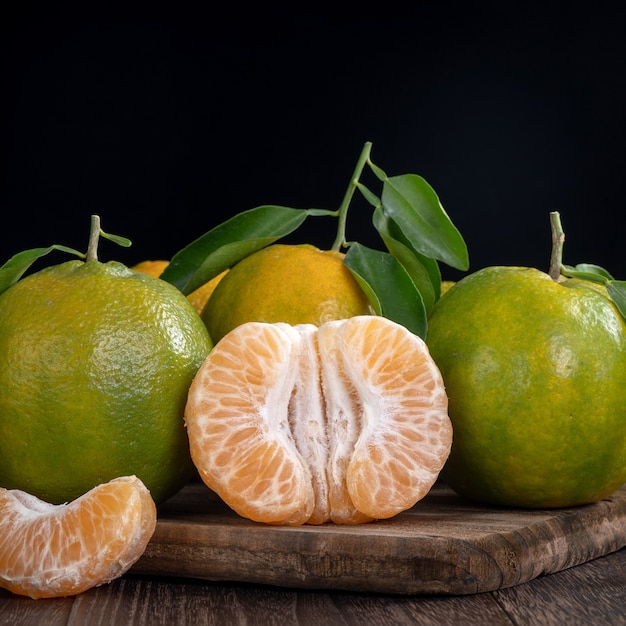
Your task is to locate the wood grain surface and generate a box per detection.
[4,548,626,625]
[130,481,626,595]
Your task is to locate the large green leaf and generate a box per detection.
[372,207,441,311]
[343,243,427,338]
[381,174,469,271]
[0,245,83,297]
[161,205,311,294]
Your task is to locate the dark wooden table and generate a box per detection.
[1,546,625,625]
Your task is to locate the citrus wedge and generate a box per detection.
[185,315,452,525]
[0,475,156,598]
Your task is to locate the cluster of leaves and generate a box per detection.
[4,145,623,335]
[0,141,469,340]
[159,142,469,338]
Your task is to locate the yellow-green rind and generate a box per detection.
[0,260,213,504]
[426,266,626,508]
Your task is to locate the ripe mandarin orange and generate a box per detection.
[201,244,374,343]
[185,315,452,525]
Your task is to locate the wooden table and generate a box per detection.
[2,480,626,624]
[1,547,625,625]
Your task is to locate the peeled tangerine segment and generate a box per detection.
[185,315,452,525]
[0,476,157,599]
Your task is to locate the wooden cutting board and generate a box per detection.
[131,481,626,595]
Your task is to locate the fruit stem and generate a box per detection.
[86,215,101,262]
[549,211,565,281]
[331,142,373,252]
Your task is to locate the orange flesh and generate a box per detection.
[0,476,156,598]
[185,316,452,525]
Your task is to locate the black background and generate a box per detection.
[2,5,625,281]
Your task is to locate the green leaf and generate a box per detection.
[344,243,427,338]
[572,263,614,280]
[381,174,469,271]
[372,207,440,312]
[355,182,381,209]
[303,208,339,217]
[161,206,310,294]
[561,263,614,283]
[0,245,84,296]
[366,157,387,182]
[100,230,132,248]
[606,281,626,320]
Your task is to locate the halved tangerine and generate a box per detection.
[185,315,452,525]
[0,475,156,598]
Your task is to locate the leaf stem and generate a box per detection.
[331,142,373,251]
[86,215,101,262]
[549,211,564,281]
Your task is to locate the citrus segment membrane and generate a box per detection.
[185,316,451,525]
[186,324,315,525]
[0,476,156,599]
[320,318,452,520]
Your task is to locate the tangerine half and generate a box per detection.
[0,475,156,598]
[185,315,452,525]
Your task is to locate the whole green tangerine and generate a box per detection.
[426,264,626,509]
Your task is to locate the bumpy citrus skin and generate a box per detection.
[132,259,227,316]
[0,260,213,505]
[426,266,626,508]
[202,244,374,343]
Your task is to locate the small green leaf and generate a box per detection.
[606,281,626,320]
[573,263,614,280]
[0,245,84,296]
[381,174,469,271]
[560,264,611,285]
[161,205,310,294]
[366,157,387,181]
[355,182,381,209]
[372,207,440,312]
[344,243,427,338]
[100,230,132,248]
[561,263,614,283]
[303,208,339,217]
